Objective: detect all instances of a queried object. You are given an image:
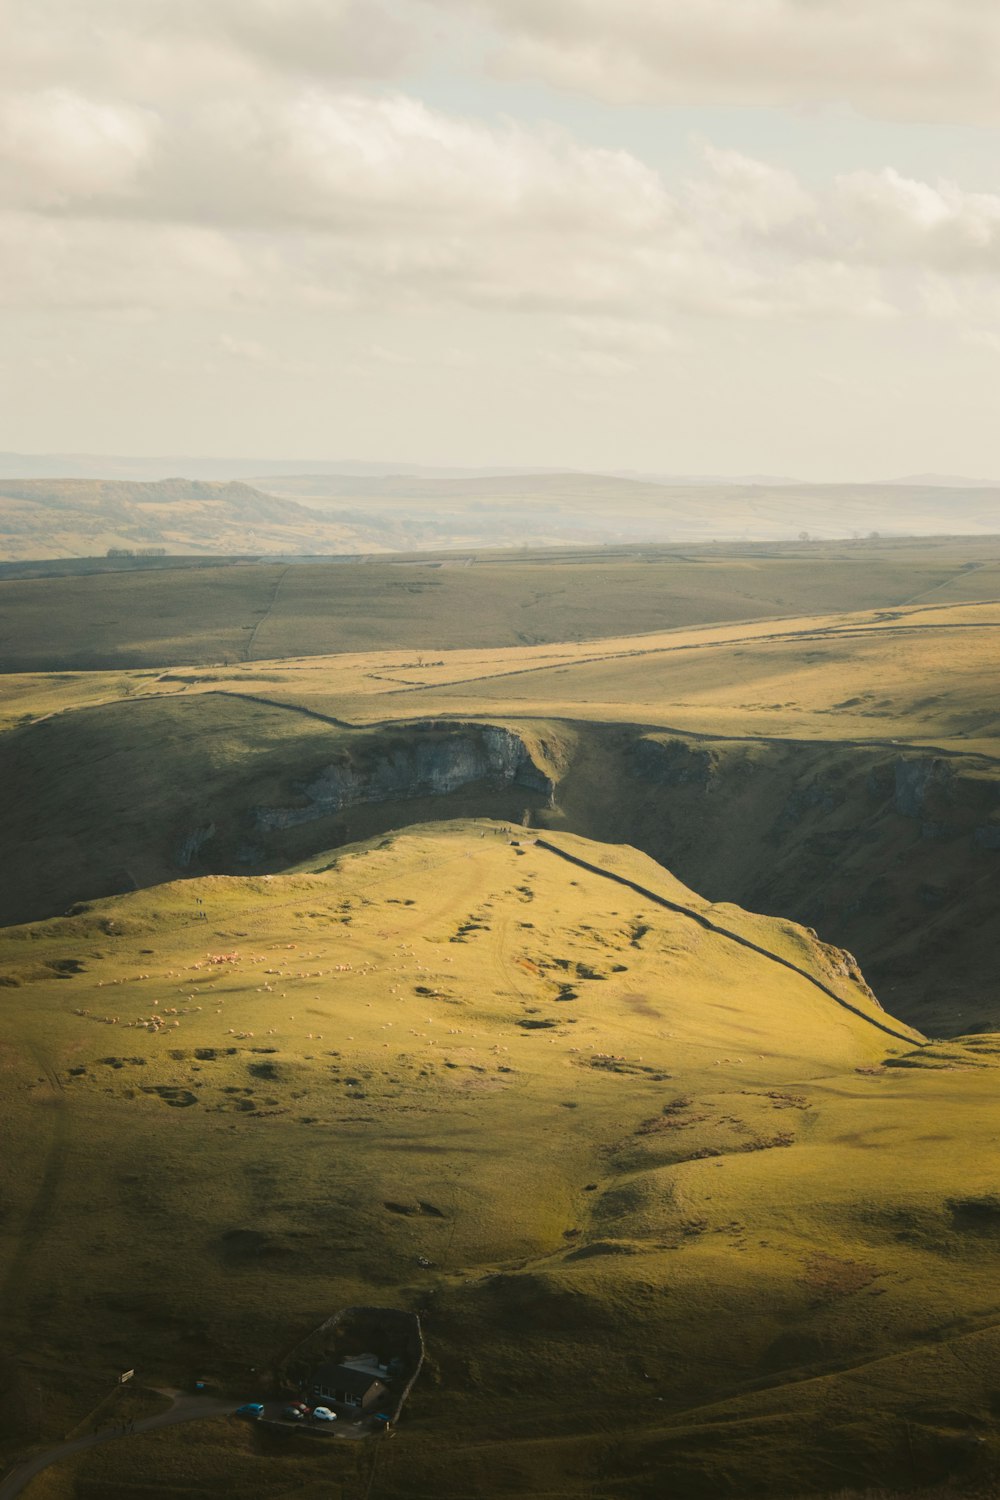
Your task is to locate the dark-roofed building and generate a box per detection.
[310,1362,388,1413]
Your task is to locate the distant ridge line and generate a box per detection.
[533,838,922,1046]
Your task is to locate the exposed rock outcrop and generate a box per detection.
[254,724,552,833]
[175,823,216,868]
[893,757,954,819]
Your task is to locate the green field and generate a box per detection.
[2,535,999,671]
[6,825,1000,1499]
[1,542,999,1498]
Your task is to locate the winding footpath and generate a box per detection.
[0,1392,234,1500]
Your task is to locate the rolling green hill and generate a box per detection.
[3,547,1000,1499]
[7,825,1000,1500]
[2,572,997,1037]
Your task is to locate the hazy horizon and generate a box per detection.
[1,449,999,490]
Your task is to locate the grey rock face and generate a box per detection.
[629,737,716,790]
[175,822,216,867]
[254,725,551,833]
[893,758,953,819]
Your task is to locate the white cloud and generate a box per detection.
[0,212,263,310]
[427,0,1000,125]
[218,333,267,362]
[831,168,1000,270]
[197,0,420,79]
[0,0,421,92]
[564,316,679,354]
[2,0,1000,350]
[0,89,156,207]
[543,348,634,377]
[692,146,814,236]
[2,109,999,335]
[966,329,1000,354]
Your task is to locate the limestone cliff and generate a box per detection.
[254,724,552,833]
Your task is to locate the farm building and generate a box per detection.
[309,1361,388,1413]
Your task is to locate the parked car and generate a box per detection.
[283,1404,308,1420]
[235,1403,264,1419]
[311,1406,337,1422]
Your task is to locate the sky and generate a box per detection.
[3,0,1000,479]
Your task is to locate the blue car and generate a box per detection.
[235,1402,264,1419]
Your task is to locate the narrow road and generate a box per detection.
[0,1393,234,1500]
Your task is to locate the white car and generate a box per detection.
[312,1406,337,1422]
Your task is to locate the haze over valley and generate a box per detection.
[2,467,999,562]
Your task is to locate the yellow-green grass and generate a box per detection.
[2,542,999,1498]
[8,593,990,748]
[2,593,998,1035]
[0,697,562,928]
[3,539,999,673]
[3,826,999,1496]
[0,670,173,731]
[69,597,994,754]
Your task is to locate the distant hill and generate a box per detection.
[258,470,1000,545]
[1,469,998,560]
[0,476,378,560]
[888,471,1000,487]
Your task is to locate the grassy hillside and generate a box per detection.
[1,584,998,1034]
[2,535,999,671]
[8,826,1000,1499]
[3,536,1000,1500]
[0,479,371,561]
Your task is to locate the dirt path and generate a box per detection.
[0,1393,234,1500]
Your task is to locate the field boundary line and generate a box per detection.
[243,565,291,662]
[211,688,357,730]
[377,610,1000,700]
[533,838,922,1047]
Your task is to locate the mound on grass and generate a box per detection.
[2,824,999,1496]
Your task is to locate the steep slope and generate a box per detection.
[0,699,560,926]
[3,825,1000,1498]
[1,678,996,1035]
